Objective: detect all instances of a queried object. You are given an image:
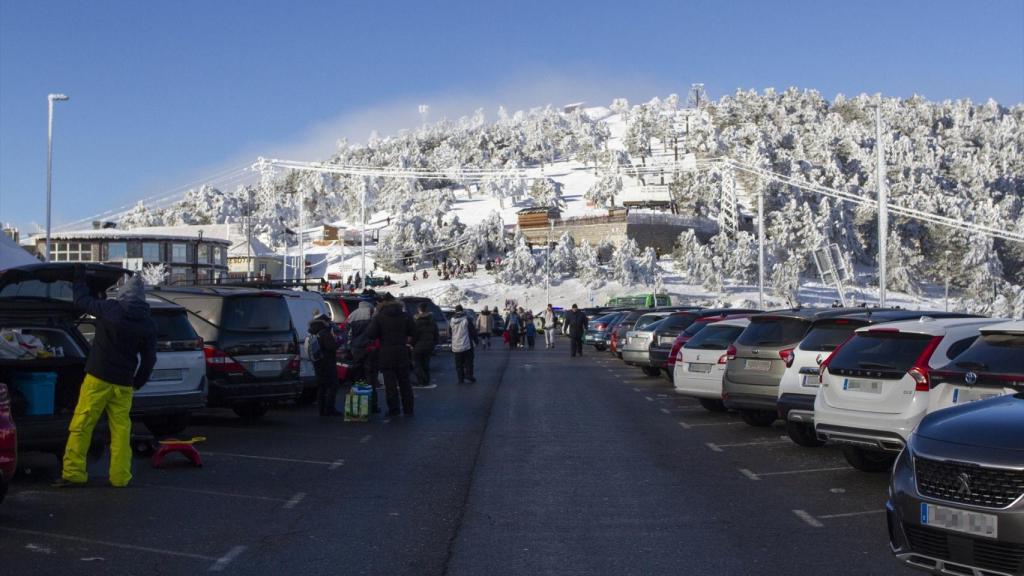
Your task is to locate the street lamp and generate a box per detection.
[46,93,70,262]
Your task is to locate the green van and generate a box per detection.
[605,293,672,308]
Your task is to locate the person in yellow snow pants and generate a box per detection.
[61,374,135,487]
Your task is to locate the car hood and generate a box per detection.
[916,394,1024,452]
[0,263,129,311]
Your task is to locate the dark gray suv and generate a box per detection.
[888,321,1024,575]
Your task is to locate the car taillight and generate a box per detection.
[779,348,795,368]
[726,345,737,361]
[288,355,301,371]
[910,336,944,392]
[596,323,606,330]
[717,353,729,364]
[204,345,243,374]
[667,341,683,367]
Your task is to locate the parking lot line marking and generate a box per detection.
[359,434,373,444]
[329,459,346,470]
[210,545,247,572]
[678,421,692,429]
[663,406,713,412]
[204,451,343,467]
[0,526,217,561]
[632,388,642,392]
[660,408,671,414]
[754,467,850,478]
[817,509,885,520]
[283,492,307,510]
[792,510,824,528]
[706,439,789,452]
[644,396,655,402]
[138,483,290,503]
[681,421,744,428]
[739,468,761,481]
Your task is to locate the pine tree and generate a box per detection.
[574,240,604,288]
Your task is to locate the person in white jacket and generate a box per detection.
[542,303,556,349]
[449,305,478,384]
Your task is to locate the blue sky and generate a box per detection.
[1,0,1022,233]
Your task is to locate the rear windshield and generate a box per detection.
[0,279,74,301]
[658,315,696,332]
[222,296,292,332]
[827,332,934,373]
[635,315,665,330]
[736,317,810,347]
[592,313,619,326]
[944,333,1024,374]
[153,311,200,342]
[799,321,862,352]
[685,325,746,350]
[682,320,711,337]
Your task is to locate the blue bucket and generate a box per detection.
[10,372,57,416]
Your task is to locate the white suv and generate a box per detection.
[814,316,1003,472]
[673,318,749,412]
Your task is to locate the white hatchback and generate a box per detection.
[673,318,750,412]
[814,316,1004,472]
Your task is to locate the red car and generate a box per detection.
[661,310,761,380]
[0,383,16,504]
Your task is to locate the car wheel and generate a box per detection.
[663,369,673,383]
[233,403,269,421]
[594,344,607,351]
[739,409,776,427]
[144,413,191,438]
[0,476,6,505]
[132,439,156,458]
[296,388,318,406]
[641,366,661,377]
[698,398,727,412]
[841,446,896,473]
[785,421,825,447]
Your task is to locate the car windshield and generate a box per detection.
[736,317,810,347]
[153,311,200,343]
[827,332,934,373]
[0,279,75,302]
[658,315,696,332]
[943,333,1024,374]
[635,315,665,330]
[799,321,862,352]
[684,325,746,350]
[222,295,292,332]
[682,320,711,337]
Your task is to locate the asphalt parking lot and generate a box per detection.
[0,340,913,575]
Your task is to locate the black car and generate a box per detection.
[888,323,1024,576]
[150,286,301,420]
[0,263,126,454]
[648,308,762,375]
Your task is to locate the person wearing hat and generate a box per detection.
[308,312,341,416]
[366,294,417,416]
[56,270,157,488]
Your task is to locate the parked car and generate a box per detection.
[0,383,15,505]
[149,286,302,420]
[398,296,449,349]
[621,312,677,375]
[321,293,369,329]
[777,309,975,448]
[0,263,126,454]
[584,312,624,351]
[723,308,860,427]
[926,320,1024,413]
[610,309,648,358]
[279,290,333,402]
[888,390,1024,575]
[814,316,1003,472]
[657,308,762,380]
[673,317,751,412]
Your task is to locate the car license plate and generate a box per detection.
[921,503,997,538]
[149,369,182,382]
[688,362,712,373]
[801,374,819,387]
[254,361,281,372]
[951,387,1003,404]
[745,359,772,372]
[843,378,882,394]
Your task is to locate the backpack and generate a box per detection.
[304,330,324,362]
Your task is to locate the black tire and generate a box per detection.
[698,398,727,412]
[132,439,156,458]
[641,366,661,377]
[842,446,896,473]
[786,421,825,447]
[663,369,674,383]
[739,409,777,427]
[594,344,607,352]
[233,403,269,421]
[144,413,191,438]
[0,477,7,505]
[296,387,318,405]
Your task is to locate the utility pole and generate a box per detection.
[360,180,367,286]
[546,219,553,305]
[246,186,254,278]
[45,93,69,261]
[757,188,765,309]
[876,103,888,307]
[298,182,305,282]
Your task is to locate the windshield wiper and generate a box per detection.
[955,360,988,370]
[858,361,896,370]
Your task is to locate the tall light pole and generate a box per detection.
[757,188,765,309]
[46,93,69,262]
[875,103,888,307]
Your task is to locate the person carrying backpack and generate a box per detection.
[525,312,537,350]
[307,313,341,416]
[449,305,478,384]
[411,302,439,389]
[506,309,521,350]
[475,308,493,349]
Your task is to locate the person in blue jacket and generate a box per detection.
[55,270,157,488]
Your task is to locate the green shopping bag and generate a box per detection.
[344,382,372,422]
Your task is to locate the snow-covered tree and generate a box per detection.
[529,177,564,208]
[585,170,623,207]
[574,240,605,288]
[140,263,168,286]
[610,238,642,286]
[547,232,577,277]
[498,233,539,285]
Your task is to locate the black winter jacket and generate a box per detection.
[73,278,157,389]
[411,313,439,353]
[565,310,589,339]
[366,301,416,369]
[308,316,339,377]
